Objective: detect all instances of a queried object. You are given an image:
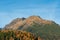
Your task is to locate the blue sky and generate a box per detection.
[0,0,60,28]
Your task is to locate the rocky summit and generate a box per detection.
[4,16,53,30]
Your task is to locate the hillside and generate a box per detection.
[4,16,53,30]
[25,22,60,40]
[4,16,60,40]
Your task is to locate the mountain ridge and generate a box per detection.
[4,16,58,30]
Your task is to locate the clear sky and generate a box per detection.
[0,0,60,28]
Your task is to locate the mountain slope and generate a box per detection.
[25,22,60,40]
[4,16,53,30]
[4,16,60,40]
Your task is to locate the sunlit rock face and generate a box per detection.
[4,16,56,30]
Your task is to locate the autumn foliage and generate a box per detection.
[0,30,42,40]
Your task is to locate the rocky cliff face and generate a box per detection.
[4,16,56,30]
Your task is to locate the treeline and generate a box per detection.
[0,30,42,40]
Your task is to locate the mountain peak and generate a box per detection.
[4,16,56,30]
[26,16,52,25]
[28,16,42,19]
